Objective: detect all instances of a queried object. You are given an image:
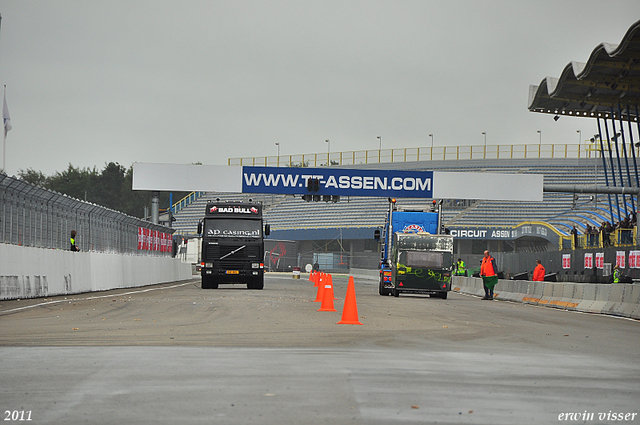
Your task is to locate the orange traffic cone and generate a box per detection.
[337,276,363,325]
[313,273,325,302]
[313,271,320,287]
[318,279,337,312]
[309,270,314,282]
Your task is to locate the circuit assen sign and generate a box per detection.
[448,223,560,244]
[132,163,543,201]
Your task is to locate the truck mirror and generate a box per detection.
[264,224,271,236]
[374,229,381,241]
[197,221,202,234]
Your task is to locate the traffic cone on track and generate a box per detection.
[337,276,363,325]
[317,279,337,312]
[314,273,325,302]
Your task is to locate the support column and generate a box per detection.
[610,108,628,217]
[598,118,618,223]
[616,103,635,213]
[151,191,159,225]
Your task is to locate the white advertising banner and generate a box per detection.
[132,163,544,202]
[132,163,243,192]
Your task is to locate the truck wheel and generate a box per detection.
[378,280,390,296]
[248,280,264,290]
[440,292,448,300]
[392,288,400,297]
[202,276,218,289]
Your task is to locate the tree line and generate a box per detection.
[18,163,189,218]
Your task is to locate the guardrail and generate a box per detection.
[562,228,638,250]
[228,142,630,167]
[172,191,206,215]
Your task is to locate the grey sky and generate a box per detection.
[0,1,638,176]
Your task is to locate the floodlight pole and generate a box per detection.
[325,139,330,166]
[482,132,486,158]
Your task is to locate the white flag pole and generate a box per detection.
[3,85,7,172]
[1,13,4,172]
[2,86,6,173]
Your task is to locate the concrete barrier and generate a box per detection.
[0,244,193,300]
[453,276,640,319]
[495,279,527,303]
[523,281,545,305]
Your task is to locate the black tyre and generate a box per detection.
[392,288,400,297]
[440,291,448,300]
[202,276,218,289]
[248,279,264,290]
[379,279,390,296]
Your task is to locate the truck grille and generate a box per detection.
[204,244,261,268]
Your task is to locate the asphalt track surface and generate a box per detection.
[1,274,639,424]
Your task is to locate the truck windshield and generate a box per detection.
[399,251,451,268]
[205,219,261,238]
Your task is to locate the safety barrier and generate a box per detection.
[0,244,193,301]
[452,276,640,319]
[0,173,174,254]
[229,142,618,167]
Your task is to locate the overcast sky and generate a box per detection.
[0,1,638,176]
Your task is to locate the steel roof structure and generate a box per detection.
[528,19,640,121]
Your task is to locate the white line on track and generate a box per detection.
[0,280,196,315]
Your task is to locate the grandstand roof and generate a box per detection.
[528,19,640,121]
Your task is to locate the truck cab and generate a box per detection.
[376,198,453,299]
[390,232,453,298]
[197,200,270,290]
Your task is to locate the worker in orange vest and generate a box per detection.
[480,250,498,300]
[532,259,545,281]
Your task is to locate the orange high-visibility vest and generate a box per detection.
[532,264,545,281]
[481,256,496,277]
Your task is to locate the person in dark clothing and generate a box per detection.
[570,226,579,248]
[70,230,80,252]
[312,261,320,272]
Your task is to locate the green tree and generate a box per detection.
[46,164,98,201]
[17,168,49,187]
[18,163,192,219]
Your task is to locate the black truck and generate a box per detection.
[197,200,270,289]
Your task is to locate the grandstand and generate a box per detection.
[171,155,630,267]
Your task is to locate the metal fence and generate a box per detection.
[0,173,173,254]
[228,142,619,167]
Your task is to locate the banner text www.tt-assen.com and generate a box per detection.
[242,167,433,198]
